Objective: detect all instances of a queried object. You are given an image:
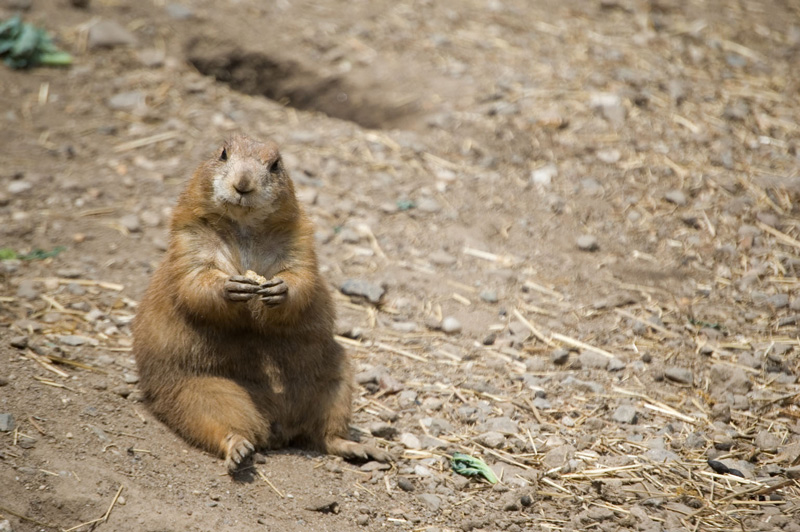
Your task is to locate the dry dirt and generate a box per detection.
[1,0,800,531]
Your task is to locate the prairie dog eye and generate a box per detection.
[220,148,228,161]
[269,159,281,174]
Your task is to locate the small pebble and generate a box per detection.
[479,290,498,303]
[664,189,687,206]
[0,413,15,432]
[417,493,441,512]
[9,335,28,349]
[119,214,142,233]
[399,432,421,450]
[550,349,569,365]
[531,164,557,186]
[576,234,599,252]
[88,19,137,49]
[340,279,385,305]
[477,431,505,448]
[397,477,415,492]
[441,316,462,334]
[416,197,441,213]
[612,405,638,424]
[664,366,693,384]
[8,181,32,195]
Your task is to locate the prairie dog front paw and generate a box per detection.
[224,433,255,472]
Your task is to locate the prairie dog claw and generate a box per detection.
[224,433,255,472]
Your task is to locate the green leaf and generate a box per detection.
[10,23,39,59]
[19,246,66,260]
[36,50,72,66]
[0,16,71,69]
[0,15,22,38]
[396,199,416,211]
[0,248,19,260]
[451,452,499,484]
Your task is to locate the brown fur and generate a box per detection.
[133,135,389,471]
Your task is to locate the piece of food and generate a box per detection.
[244,270,267,285]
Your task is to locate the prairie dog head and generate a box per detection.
[209,135,293,218]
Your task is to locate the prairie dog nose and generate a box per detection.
[233,175,254,195]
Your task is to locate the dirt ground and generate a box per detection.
[1,0,799,530]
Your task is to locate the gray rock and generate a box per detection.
[607,357,626,371]
[429,250,456,266]
[390,321,418,333]
[165,3,194,19]
[0,413,14,432]
[580,178,603,195]
[16,280,39,300]
[479,290,498,303]
[561,376,604,394]
[477,416,518,435]
[417,493,441,512]
[576,234,599,252]
[399,432,421,450]
[644,448,679,462]
[119,214,142,233]
[413,464,433,477]
[136,48,165,68]
[579,350,609,369]
[542,444,575,470]
[88,20,137,49]
[0,518,13,532]
[612,405,638,424]
[9,335,28,349]
[764,293,790,309]
[138,210,161,228]
[397,477,415,492]
[550,349,570,365]
[340,279,384,304]
[122,372,139,385]
[531,164,557,186]
[7,180,32,194]
[726,369,751,394]
[664,189,687,206]
[754,430,781,452]
[684,432,706,449]
[477,431,505,448]
[58,335,97,347]
[108,91,145,111]
[786,466,800,480]
[664,366,693,384]
[397,390,418,408]
[596,149,621,164]
[711,403,731,423]
[360,461,391,472]
[441,316,462,334]
[416,197,441,213]
[501,492,522,511]
[422,417,453,437]
[590,92,626,125]
[420,435,447,450]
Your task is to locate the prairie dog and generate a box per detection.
[133,135,388,471]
